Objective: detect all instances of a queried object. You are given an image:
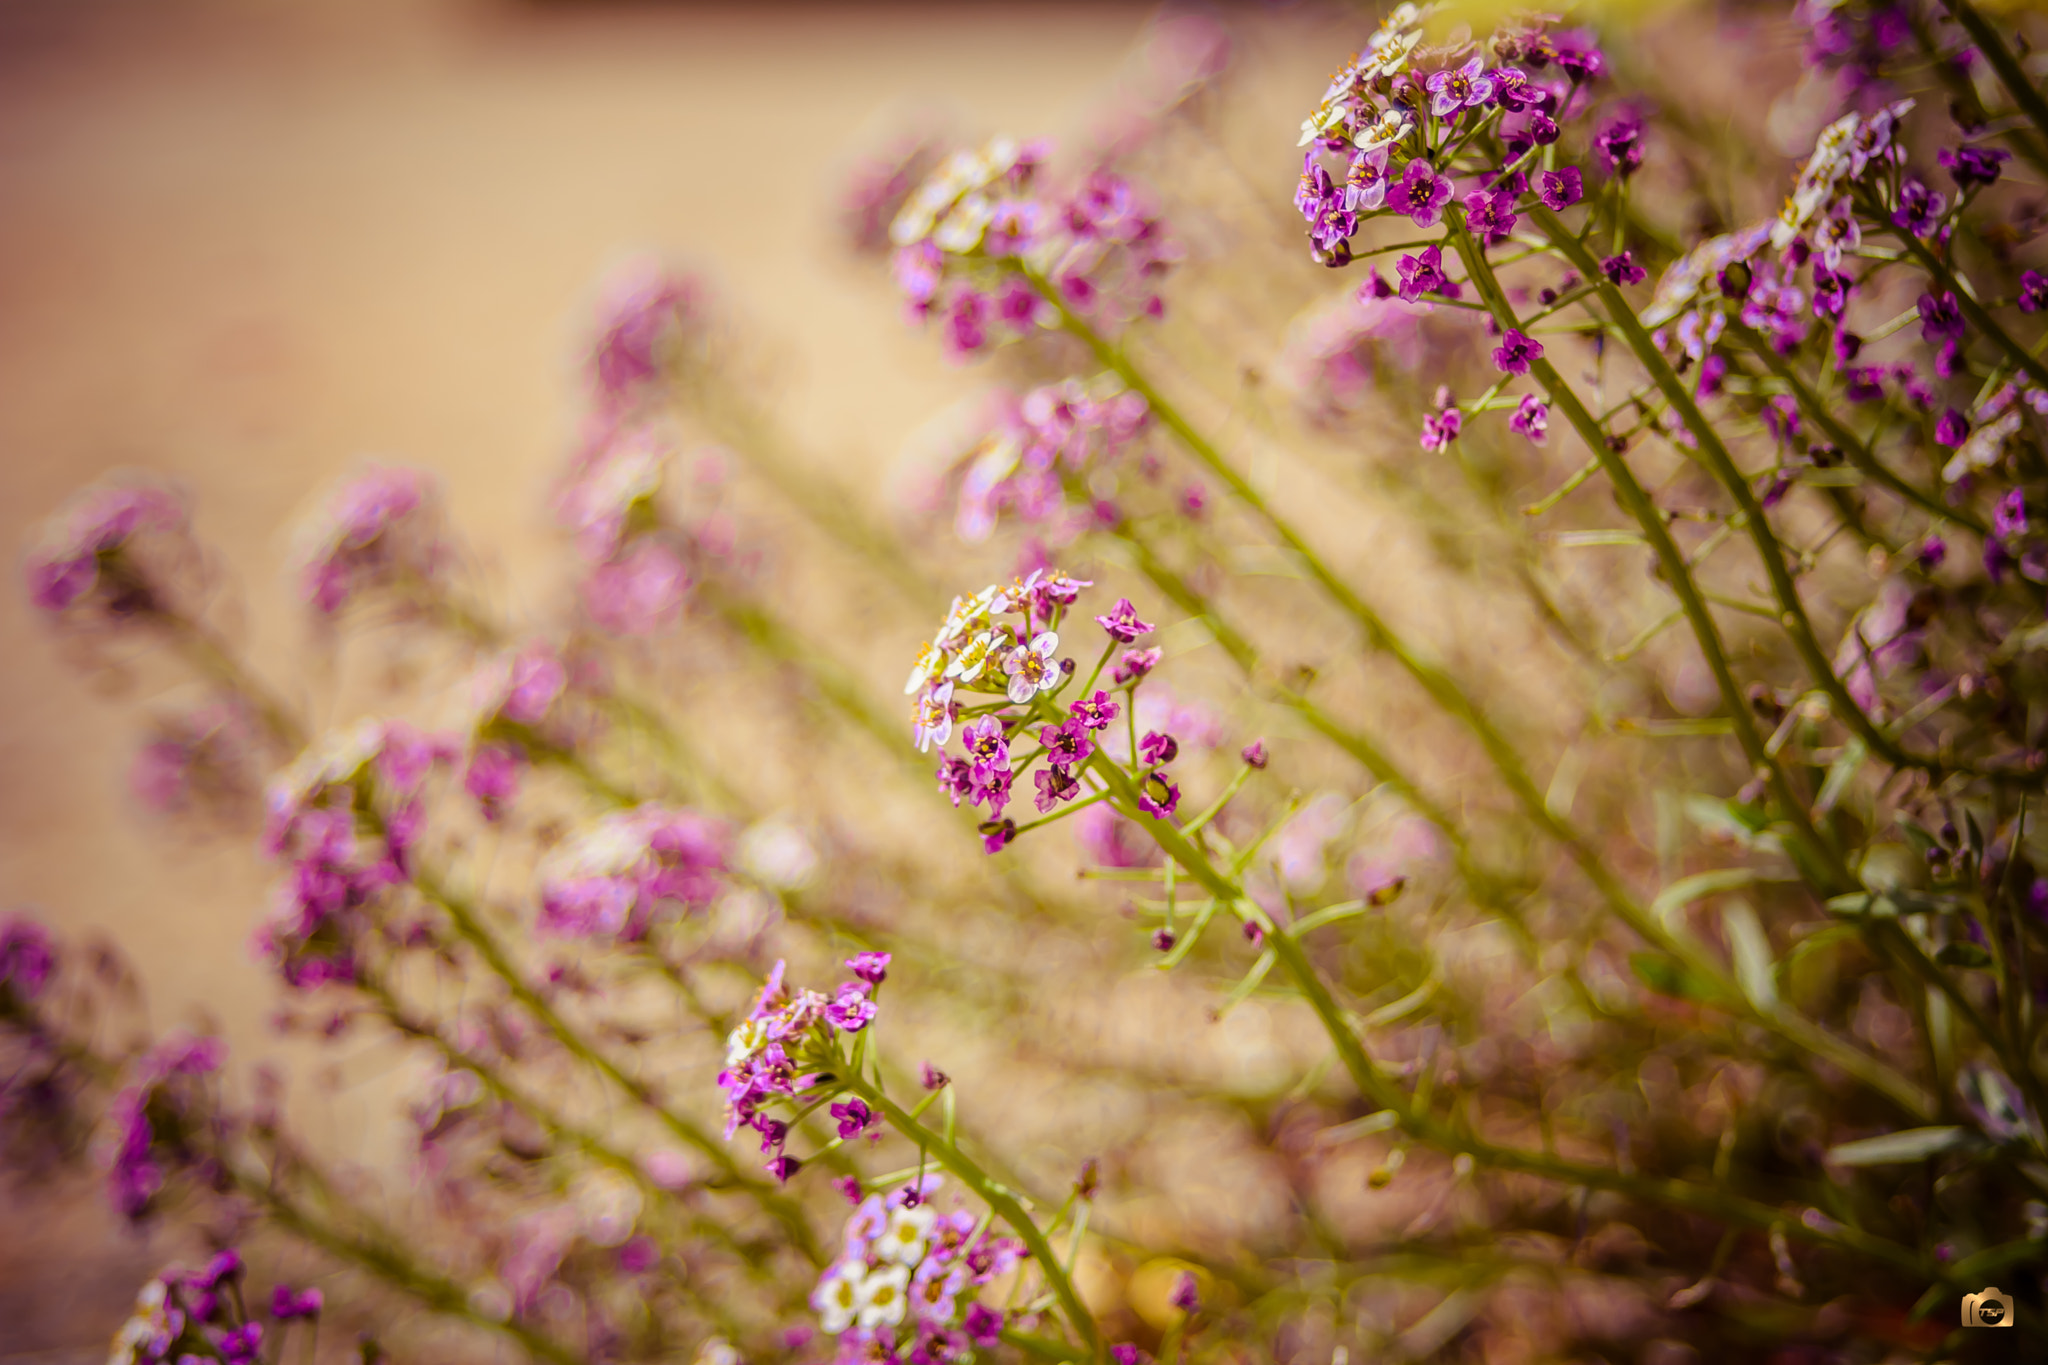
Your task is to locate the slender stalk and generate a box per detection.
[1080,753,1940,1278]
[1938,0,2048,174]
[1529,206,1968,789]
[1882,208,2048,395]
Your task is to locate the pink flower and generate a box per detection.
[1003,631,1063,704]
[584,540,690,636]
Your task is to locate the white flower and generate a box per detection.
[1003,630,1063,705]
[856,1263,912,1329]
[1353,107,1413,153]
[725,1018,767,1067]
[904,640,943,695]
[875,1203,938,1264]
[933,194,995,254]
[945,630,1000,684]
[811,1260,867,1335]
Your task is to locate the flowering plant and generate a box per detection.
[14,3,2048,1363]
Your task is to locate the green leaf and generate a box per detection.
[1722,900,1778,1011]
[1654,869,1759,933]
[1826,1126,1977,1166]
[1631,952,1720,1001]
[1825,889,1970,919]
[1813,738,1868,816]
[1935,941,1993,969]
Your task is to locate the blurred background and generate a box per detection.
[0,1,1329,1354]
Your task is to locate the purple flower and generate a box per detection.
[2021,269,2048,314]
[846,951,891,985]
[1113,647,1161,686]
[825,982,877,1033]
[980,818,1017,853]
[1419,407,1463,451]
[1112,1346,1154,1365]
[1136,772,1180,819]
[1040,718,1094,767]
[1396,244,1449,301]
[935,754,974,806]
[830,1098,876,1139]
[588,259,699,408]
[1893,177,1946,237]
[1071,689,1122,732]
[1536,166,1583,211]
[920,1061,950,1090]
[1996,488,2028,542]
[463,744,522,821]
[1171,1270,1201,1312]
[766,1154,802,1183]
[583,539,689,637]
[297,465,443,616]
[1696,354,1729,397]
[1343,147,1391,212]
[1095,598,1154,643]
[1940,144,2010,188]
[1241,739,1268,769]
[961,715,1010,780]
[1763,395,1801,444]
[1594,115,1643,178]
[1811,267,1851,321]
[1491,329,1544,376]
[272,1286,324,1321]
[1844,366,1888,403]
[1033,764,1081,813]
[1918,291,1966,342]
[1139,731,1179,766]
[1550,29,1607,82]
[0,915,55,1000]
[1387,160,1452,228]
[970,763,1014,820]
[965,1304,1005,1345]
[1600,251,1646,286]
[1833,328,1862,364]
[1509,394,1550,444]
[1935,408,1971,447]
[1427,57,1496,116]
[1463,189,1518,243]
[1917,535,1948,570]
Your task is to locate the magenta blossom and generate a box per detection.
[1509,394,1549,444]
[1070,689,1122,731]
[1113,647,1162,685]
[1095,598,1155,643]
[1139,730,1179,766]
[1034,764,1082,813]
[1426,57,1496,116]
[1420,407,1463,451]
[1136,772,1181,819]
[1536,166,1583,210]
[1397,244,1450,301]
[1387,160,1452,228]
[1491,329,1544,376]
[846,951,891,985]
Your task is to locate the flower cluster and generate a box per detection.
[1292,6,1603,266]
[890,137,1175,356]
[24,479,199,626]
[256,719,456,988]
[107,1251,322,1365]
[553,423,702,636]
[908,577,1190,852]
[291,465,447,616]
[809,1180,1020,1362]
[536,804,728,940]
[717,955,889,1180]
[951,378,1151,542]
[103,1031,226,1222]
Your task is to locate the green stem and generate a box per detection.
[1530,206,1962,791]
[1938,0,2048,176]
[1729,322,1986,537]
[1883,207,2048,396]
[1082,754,1940,1279]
